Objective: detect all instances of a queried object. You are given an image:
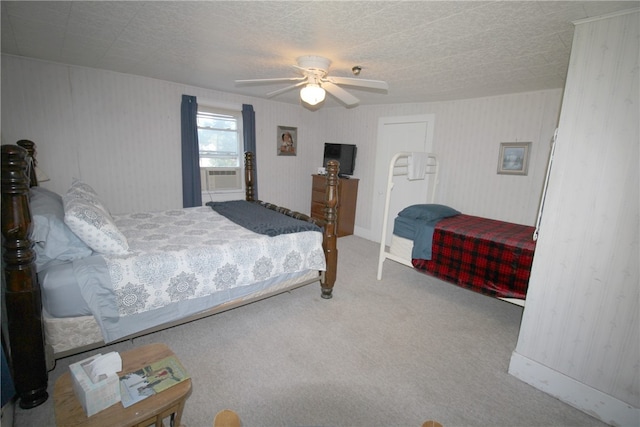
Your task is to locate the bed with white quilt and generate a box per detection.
[1,141,339,409]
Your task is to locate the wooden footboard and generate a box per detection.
[244,151,339,298]
[1,143,340,409]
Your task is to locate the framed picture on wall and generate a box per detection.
[497,142,531,175]
[277,126,297,156]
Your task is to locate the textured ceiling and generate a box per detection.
[2,1,638,108]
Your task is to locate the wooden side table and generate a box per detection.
[54,343,192,427]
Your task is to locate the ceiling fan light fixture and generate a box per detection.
[300,84,325,105]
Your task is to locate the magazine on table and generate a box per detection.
[119,355,190,408]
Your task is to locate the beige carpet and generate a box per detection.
[12,236,607,427]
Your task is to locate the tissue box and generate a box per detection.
[69,354,121,417]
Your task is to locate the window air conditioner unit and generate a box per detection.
[201,168,241,191]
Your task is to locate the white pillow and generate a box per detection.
[69,177,100,197]
[63,180,128,255]
[64,178,110,211]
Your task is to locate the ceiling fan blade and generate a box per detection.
[266,81,307,98]
[322,81,360,107]
[325,76,389,91]
[235,77,305,86]
[292,64,309,73]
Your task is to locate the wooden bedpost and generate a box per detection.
[243,151,338,299]
[321,159,339,299]
[1,145,49,408]
[16,139,38,188]
[244,151,255,202]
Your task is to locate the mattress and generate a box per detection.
[40,260,93,317]
[389,234,413,262]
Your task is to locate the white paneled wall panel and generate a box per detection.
[68,67,184,212]
[248,103,324,215]
[1,58,80,183]
[512,10,639,422]
[1,56,324,215]
[3,54,560,236]
[324,89,561,240]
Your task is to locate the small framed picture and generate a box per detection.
[277,126,297,156]
[497,142,531,175]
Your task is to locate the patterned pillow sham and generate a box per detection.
[69,177,99,197]
[63,179,128,255]
[63,178,110,211]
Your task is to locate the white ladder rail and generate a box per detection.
[376,152,439,280]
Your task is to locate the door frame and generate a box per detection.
[367,114,435,243]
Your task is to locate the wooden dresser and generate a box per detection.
[311,174,359,237]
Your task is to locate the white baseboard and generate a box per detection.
[509,351,640,427]
[353,226,376,242]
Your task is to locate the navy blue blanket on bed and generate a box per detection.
[207,200,321,236]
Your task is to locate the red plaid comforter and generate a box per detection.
[411,214,536,299]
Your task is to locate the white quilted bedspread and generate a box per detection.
[105,206,326,317]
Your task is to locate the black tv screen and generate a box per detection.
[323,143,357,176]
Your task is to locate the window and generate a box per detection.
[197,105,243,191]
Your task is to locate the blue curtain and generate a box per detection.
[242,104,257,198]
[181,95,202,207]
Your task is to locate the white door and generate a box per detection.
[371,114,435,243]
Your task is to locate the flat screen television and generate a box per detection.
[323,143,357,177]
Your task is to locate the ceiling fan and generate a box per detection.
[234,55,388,108]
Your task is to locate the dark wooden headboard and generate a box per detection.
[1,142,340,409]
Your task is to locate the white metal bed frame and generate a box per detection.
[376,151,526,307]
[376,151,439,280]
